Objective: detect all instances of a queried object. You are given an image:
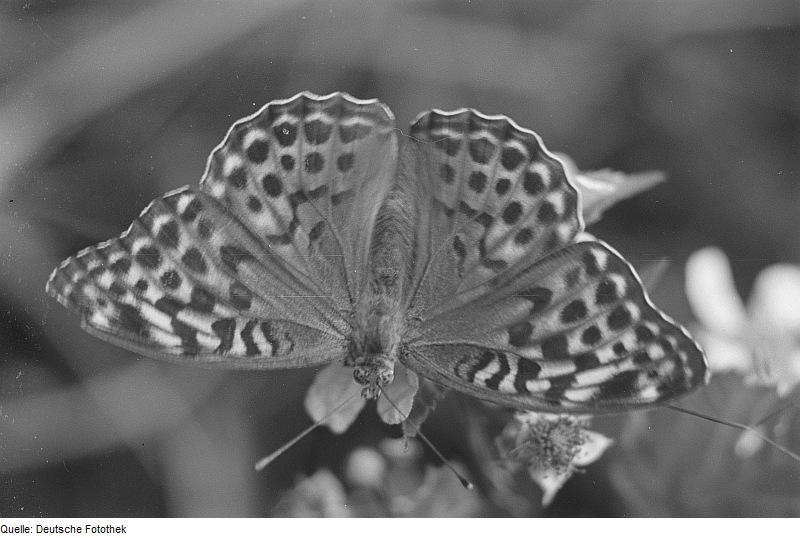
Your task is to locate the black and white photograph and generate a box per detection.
[1,0,798,521]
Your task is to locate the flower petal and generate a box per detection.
[345,446,387,488]
[749,264,800,395]
[750,265,800,328]
[529,466,573,507]
[572,430,614,466]
[377,363,419,425]
[696,328,753,374]
[734,428,765,459]
[304,362,365,434]
[686,246,748,336]
[556,152,665,226]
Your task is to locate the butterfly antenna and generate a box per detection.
[254,392,360,471]
[666,404,800,463]
[752,398,798,427]
[379,389,474,490]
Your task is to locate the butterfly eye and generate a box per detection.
[378,369,394,387]
[353,366,369,385]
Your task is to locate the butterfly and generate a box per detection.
[46,91,708,415]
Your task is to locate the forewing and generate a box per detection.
[399,108,579,317]
[47,92,398,368]
[200,92,397,310]
[404,241,708,412]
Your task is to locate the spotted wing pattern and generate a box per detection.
[398,109,579,317]
[405,241,707,412]
[46,92,707,410]
[46,92,397,367]
[397,109,707,412]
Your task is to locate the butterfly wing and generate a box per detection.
[394,108,707,412]
[405,241,708,412]
[47,92,398,368]
[396,108,580,316]
[201,92,397,310]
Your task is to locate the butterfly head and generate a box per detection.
[352,354,396,400]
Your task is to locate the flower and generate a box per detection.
[304,361,419,434]
[686,246,800,397]
[495,412,613,506]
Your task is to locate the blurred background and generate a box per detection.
[1,0,798,517]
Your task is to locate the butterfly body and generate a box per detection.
[47,91,708,415]
[348,273,407,399]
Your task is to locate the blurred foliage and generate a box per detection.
[273,440,483,516]
[611,374,800,517]
[1,0,797,517]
